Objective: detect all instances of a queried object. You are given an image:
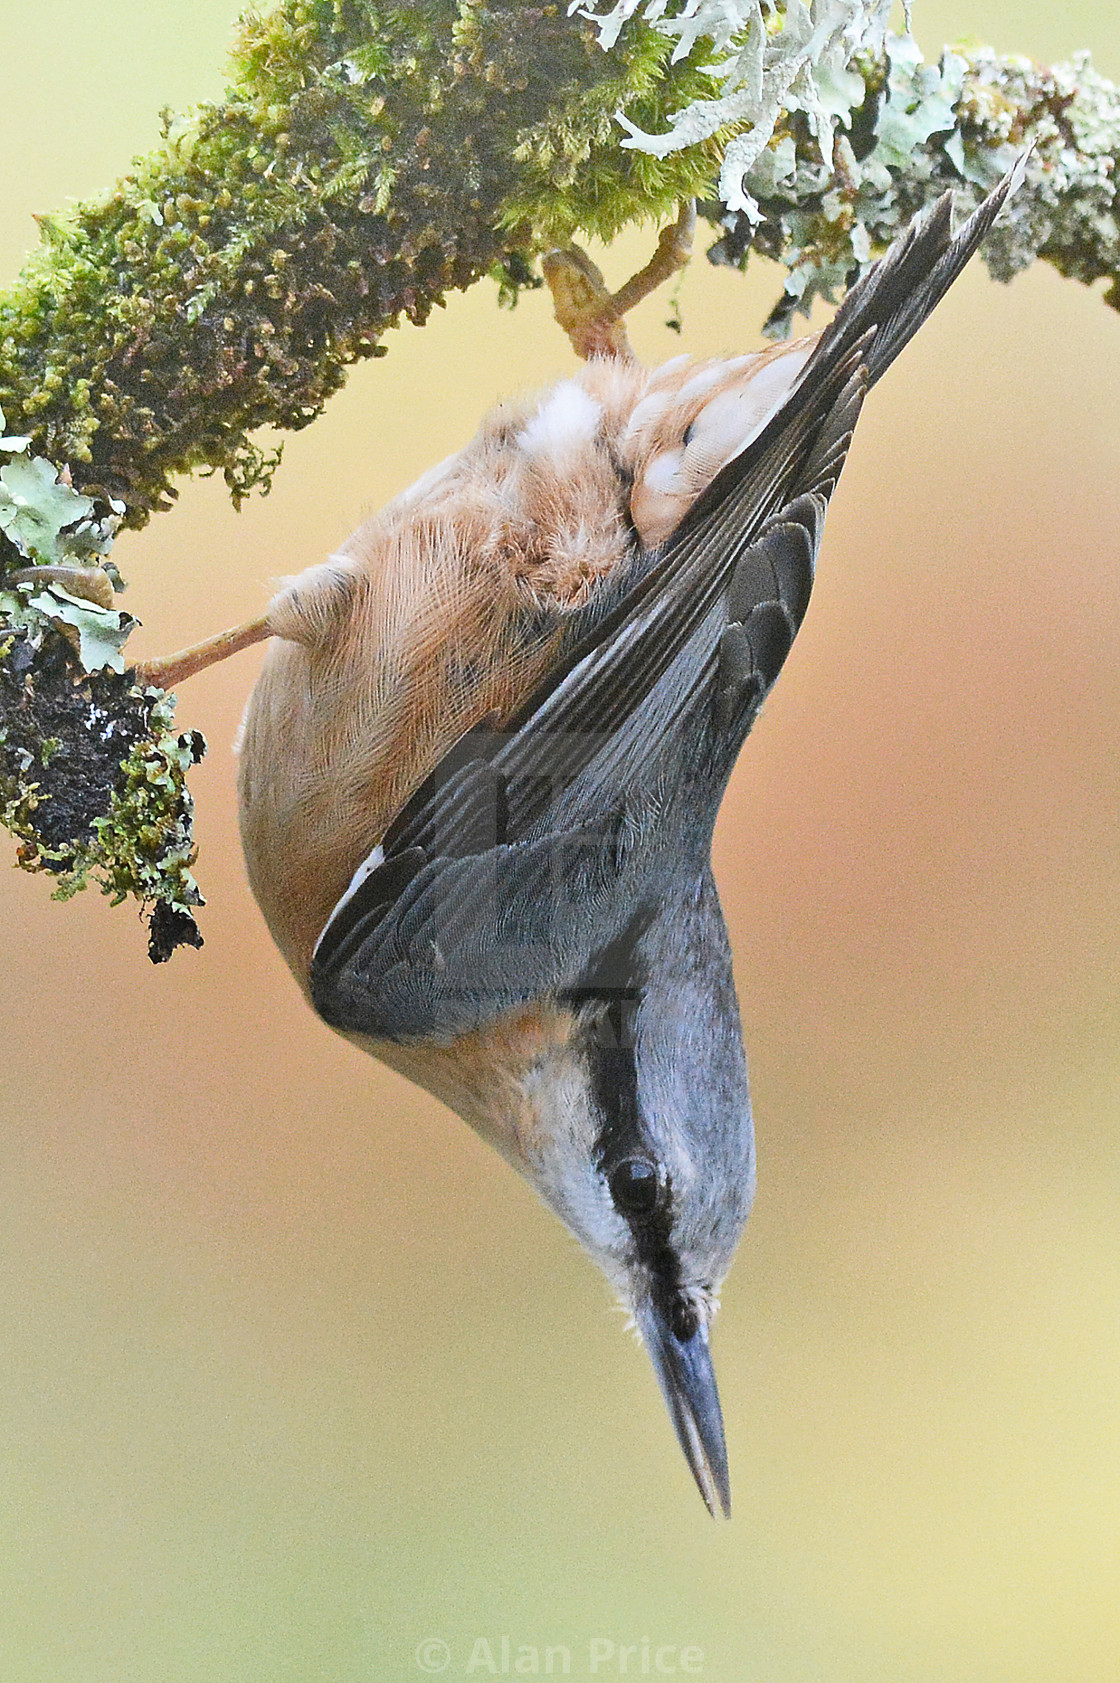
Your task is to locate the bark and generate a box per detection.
[0,2,1115,957]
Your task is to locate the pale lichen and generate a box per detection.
[0,410,206,956]
[0,627,205,960]
[1,0,1118,958]
[704,36,1120,333]
[577,0,908,219]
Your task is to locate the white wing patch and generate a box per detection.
[641,448,686,495]
[624,389,673,441]
[312,843,386,961]
[677,361,733,403]
[685,349,813,472]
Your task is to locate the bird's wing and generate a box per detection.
[310,165,1022,1043]
[309,334,864,1041]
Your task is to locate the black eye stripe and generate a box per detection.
[566,914,682,1292]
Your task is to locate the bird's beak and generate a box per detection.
[636,1300,731,1518]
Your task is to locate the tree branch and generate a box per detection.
[1,1,1116,958]
[704,41,1120,335]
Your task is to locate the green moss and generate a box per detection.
[0,627,205,960]
[2,4,1119,960]
[0,0,730,530]
[0,0,741,956]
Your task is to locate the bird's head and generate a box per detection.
[492,882,755,1518]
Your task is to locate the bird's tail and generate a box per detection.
[805,153,1029,392]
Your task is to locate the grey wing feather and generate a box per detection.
[315,828,629,1039]
[714,496,823,736]
[311,347,864,1027]
[310,162,1024,1043]
[310,350,865,1042]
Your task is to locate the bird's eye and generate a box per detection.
[682,422,695,447]
[608,1156,661,1217]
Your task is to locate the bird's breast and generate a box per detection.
[341,999,587,1171]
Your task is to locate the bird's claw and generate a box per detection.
[542,200,696,362]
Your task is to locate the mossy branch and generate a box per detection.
[0,1,1116,958]
[0,1,725,522]
[707,41,1120,334]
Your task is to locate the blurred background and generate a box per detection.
[1,3,1118,1679]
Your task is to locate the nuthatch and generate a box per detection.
[142,163,1022,1515]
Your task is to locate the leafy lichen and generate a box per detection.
[1,0,1119,959]
[0,407,206,956]
[0,626,205,960]
[578,0,906,220]
[705,35,1120,334]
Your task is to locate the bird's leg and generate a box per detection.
[542,246,631,361]
[609,199,697,322]
[4,559,272,687]
[542,200,696,362]
[133,614,272,689]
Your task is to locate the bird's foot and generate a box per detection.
[542,200,696,362]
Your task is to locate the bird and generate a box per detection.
[146,161,1024,1516]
